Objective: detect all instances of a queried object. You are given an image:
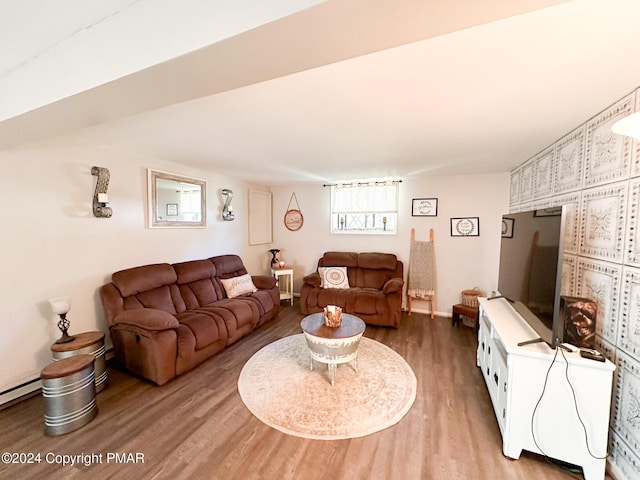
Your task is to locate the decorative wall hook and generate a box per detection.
[222,188,235,221]
[91,166,113,218]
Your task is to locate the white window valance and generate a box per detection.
[331,181,399,214]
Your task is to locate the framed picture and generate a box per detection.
[166,203,178,216]
[451,217,480,237]
[412,198,438,216]
[502,217,514,238]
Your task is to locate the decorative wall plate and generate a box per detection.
[284,191,303,231]
[284,209,304,231]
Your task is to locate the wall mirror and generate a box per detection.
[148,169,206,228]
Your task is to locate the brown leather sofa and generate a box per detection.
[99,254,279,385]
[300,252,404,328]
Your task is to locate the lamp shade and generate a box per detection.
[612,112,640,140]
[48,297,71,315]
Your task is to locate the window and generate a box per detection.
[330,181,399,234]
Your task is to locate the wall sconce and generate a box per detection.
[222,188,235,221]
[91,166,113,218]
[48,297,75,344]
[612,112,640,140]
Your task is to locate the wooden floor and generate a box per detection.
[0,302,609,480]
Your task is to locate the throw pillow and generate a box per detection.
[221,274,258,298]
[318,266,350,289]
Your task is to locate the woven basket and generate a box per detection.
[461,287,484,308]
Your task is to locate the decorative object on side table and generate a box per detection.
[268,249,280,268]
[48,297,75,344]
[560,296,597,348]
[323,305,343,327]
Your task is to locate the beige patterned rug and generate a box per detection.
[237,334,417,440]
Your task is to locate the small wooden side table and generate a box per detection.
[452,304,479,330]
[271,268,294,306]
[51,331,107,393]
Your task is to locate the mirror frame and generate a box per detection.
[147,169,207,228]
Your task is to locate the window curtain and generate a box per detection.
[331,182,398,214]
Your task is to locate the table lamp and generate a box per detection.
[48,297,75,344]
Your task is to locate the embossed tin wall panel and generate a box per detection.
[579,182,627,262]
[629,89,640,179]
[585,95,633,188]
[625,178,640,266]
[533,146,555,199]
[561,254,577,297]
[510,169,521,207]
[576,258,621,344]
[554,192,581,255]
[554,126,585,194]
[620,267,640,357]
[609,433,640,480]
[612,352,640,456]
[519,160,534,203]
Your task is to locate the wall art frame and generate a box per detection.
[450,217,480,237]
[411,198,438,217]
[501,217,514,238]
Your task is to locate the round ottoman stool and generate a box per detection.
[40,354,98,436]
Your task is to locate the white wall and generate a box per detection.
[0,138,509,403]
[0,140,269,402]
[271,172,510,314]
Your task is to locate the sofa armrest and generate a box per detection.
[303,272,321,287]
[251,275,277,290]
[382,278,404,295]
[112,309,179,331]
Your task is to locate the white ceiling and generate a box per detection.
[2,0,640,185]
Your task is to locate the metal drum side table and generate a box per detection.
[40,354,98,436]
[51,331,107,392]
[300,312,366,386]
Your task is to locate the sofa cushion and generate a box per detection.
[112,264,177,297]
[177,311,225,350]
[174,259,220,308]
[352,288,379,315]
[318,266,350,289]
[321,251,358,268]
[358,252,397,270]
[113,308,179,330]
[220,274,258,298]
[174,260,215,284]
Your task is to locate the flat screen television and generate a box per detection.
[492,206,567,349]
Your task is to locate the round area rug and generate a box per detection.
[238,334,417,440]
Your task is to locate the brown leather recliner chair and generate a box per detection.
[300,252,404,327]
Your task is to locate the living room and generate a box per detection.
[2,2,640,480]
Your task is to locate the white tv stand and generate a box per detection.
[477,297,615,480]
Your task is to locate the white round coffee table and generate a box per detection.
[300,312,366,386]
